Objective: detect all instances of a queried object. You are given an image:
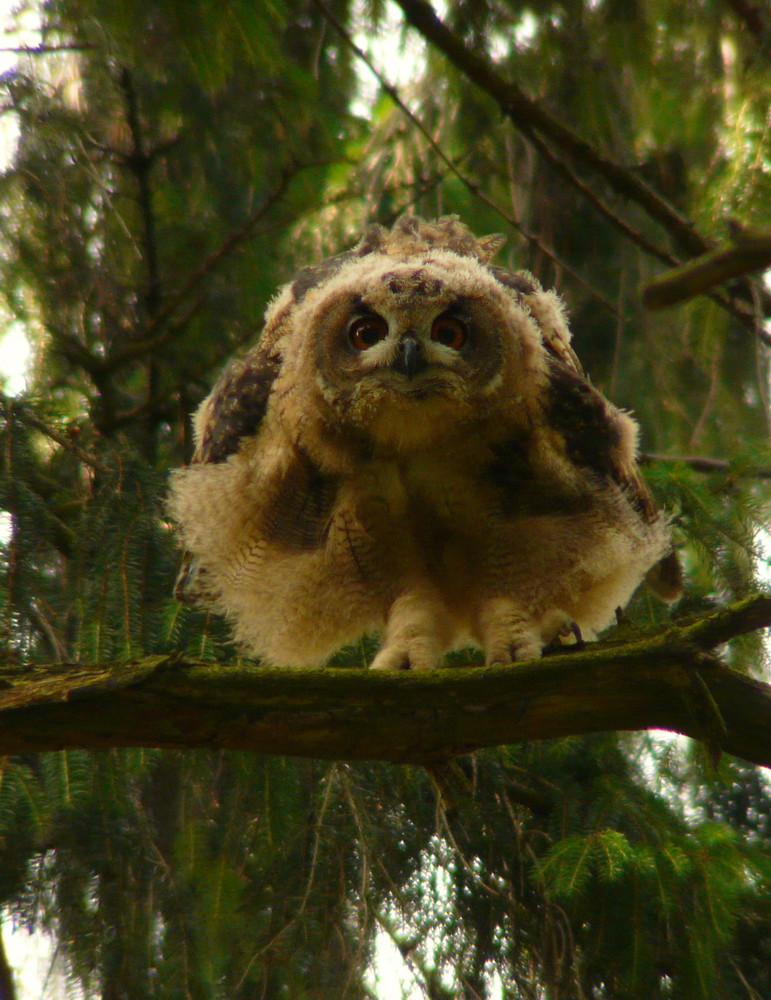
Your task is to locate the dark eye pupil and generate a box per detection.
[359,324,382,346]
[349,316,387,350]
[431,317,466,349]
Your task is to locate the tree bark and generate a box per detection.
[1,596,770,768]
[642,225,771,308]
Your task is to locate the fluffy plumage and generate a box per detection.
[168,215,680,669]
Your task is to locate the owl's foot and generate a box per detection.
[369,639,441,672]
[477,598,549,665]
[483,608,586,663]
[369,589,453,671]
[486,634,542,665]
[540,609,584,646]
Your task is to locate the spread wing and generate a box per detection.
[487,261,652,516]
[489,265,585,374]
[192,345,282,465]
[489,257,682,601]
[173,343,282,604]
[544,357,682,600]
[172,249,353,605]
[546,359,656,519]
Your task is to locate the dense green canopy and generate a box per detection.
[0,1,770,997]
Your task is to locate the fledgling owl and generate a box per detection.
[168,215,680,670]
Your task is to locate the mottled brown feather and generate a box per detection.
[168,214,680,668]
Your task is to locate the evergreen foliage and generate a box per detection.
[0,1,769,997]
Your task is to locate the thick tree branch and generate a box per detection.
[642,224,771,309]
[0,596,770,768]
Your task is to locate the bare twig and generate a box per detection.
[101,171,294,371]
[0,44,96,54]
[522,127,679,269]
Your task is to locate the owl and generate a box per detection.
[168,215,680,670]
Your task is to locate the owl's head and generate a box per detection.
[269,216,563,452]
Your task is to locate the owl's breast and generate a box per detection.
[339,453,484,580]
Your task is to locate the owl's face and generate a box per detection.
[290,253,541,451]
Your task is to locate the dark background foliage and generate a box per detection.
[0,1,770,997]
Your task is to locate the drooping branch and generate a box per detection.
[1,596,770,768]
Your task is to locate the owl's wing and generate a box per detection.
[488,262,648,510]
[193,346,283,465]
[489,266,585,375]
[173,344,283,604]
[539,314,584,375]
[546,359,656,519]
[544,357,682,600]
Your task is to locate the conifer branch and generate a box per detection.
[391,0,709,259]
[640,452,771,479]
[311,0,618,316]
[10,405,102,470]
[1,596,770,769]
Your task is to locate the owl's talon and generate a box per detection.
[486,637,543,666]
[369,644,440,671]
[369,651,409,671]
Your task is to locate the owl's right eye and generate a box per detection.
[348,315,389,351]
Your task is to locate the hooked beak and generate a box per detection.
[390,335,427,379]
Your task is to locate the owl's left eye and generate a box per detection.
[430,315,467,350]
[349,315,389,351]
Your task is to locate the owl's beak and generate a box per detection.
[391,335,427,379]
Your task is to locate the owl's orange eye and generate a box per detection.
[430,315,467,350]
[349,316,389,351]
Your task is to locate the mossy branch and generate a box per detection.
[1,595,770,767]
[642,224,771,309]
